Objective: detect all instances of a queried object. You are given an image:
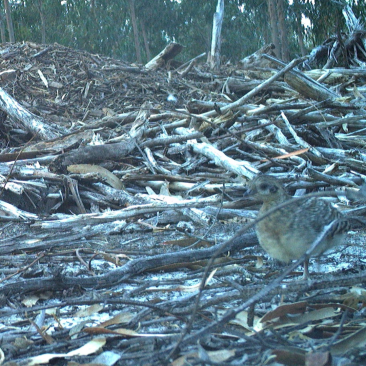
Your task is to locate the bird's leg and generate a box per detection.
[303,259,310,280]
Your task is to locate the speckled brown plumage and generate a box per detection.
[248,175,349,274]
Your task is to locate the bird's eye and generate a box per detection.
[270,186,278,193]
[259,183,268,190]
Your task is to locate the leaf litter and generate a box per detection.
[0,40,365,365]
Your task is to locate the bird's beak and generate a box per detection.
[244,186,255,197]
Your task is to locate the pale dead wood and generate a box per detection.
[0,87,64,140]
[145,42,184,70]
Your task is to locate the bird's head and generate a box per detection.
[246,175,288,203]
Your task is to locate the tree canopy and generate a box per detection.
[2,0,366,63]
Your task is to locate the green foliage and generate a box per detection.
[305,0,345,45]
[12,0,64,44]
[6,0,366,63]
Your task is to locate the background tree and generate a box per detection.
[128,0,141,63]
[5,0,366,64]
[3,0,14,42]
[305,0,345,46]
[210,0,224,70]
[291,0,308,56]
[36,0,46,44]
[0,8,6,42]
[266,0,290,61]
[133,0,178,62]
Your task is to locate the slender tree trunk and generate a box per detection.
[3,0,14,43]
[128,0,142,63]
[0,10,6,43]
[36,0,46,44]
[277,0,289,61]
[210,0,224,70]
[267,0,280,58]
[294,8,307,56]
[140,20,151,61]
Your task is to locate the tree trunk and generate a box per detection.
[3,0,14,43]
[128,0,142,63]
[267,0,280,58]
[140,20,151,61]
[277,0,289,61]
[210,0,224,70]
[36,0,46,44]
[0,10,6,43]
[296,22,306,57]
[293,0,307,56]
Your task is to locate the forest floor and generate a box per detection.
[0,41,365,366]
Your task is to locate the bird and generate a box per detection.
[247,175,350,277]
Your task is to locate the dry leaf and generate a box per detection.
[99,312,134,328]
[75,304,104,318]
[331,326,366,355]
[261,301,308,323]
[261,148,309,162]
[305,351,332,366]
[21,295,40,307]
[68,338,107,357]
[28,338,106,365]
[272,348,306,366]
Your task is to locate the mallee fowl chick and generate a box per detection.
[247,175,350,276]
